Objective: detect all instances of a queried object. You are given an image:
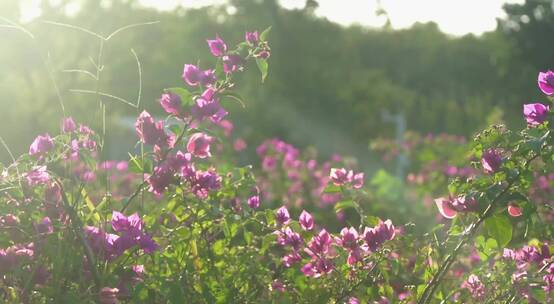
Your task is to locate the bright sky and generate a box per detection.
[20,0,525,36]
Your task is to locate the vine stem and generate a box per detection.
[417,153,540,304]
[56,180,102,289]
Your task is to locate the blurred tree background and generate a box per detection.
[0,0,550,171]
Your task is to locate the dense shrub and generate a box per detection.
[0,28,552,303]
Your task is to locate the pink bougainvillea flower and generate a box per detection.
[275,206,291,225]
[61,117,76,133]
[189,168,221,199]
[270,280,285,292]
[538,70,554,95]
[352,172,365,189]
[348,297,360,304]
[159,92,186,118]
[337,227,359,250]
[282,251,302,267]
[305,229,333,256]
[233,138,247,151]
[111,211,142,235]
[182,64,200,86]
[362,220,396,252]
[481,148,502,174]
[255,50,271,59]
[223,54,243,73]
[434,196,477,219]
[191,88,228,123]
[207,35,227,57]
[186,132,214,159]
[135,111,172,147]
[182,64,216,87]
[35,217,53,234]
[99,287,119,304]
[25,166,50,186]
[29,134,54,156]
[245,31,259,45]
[461,274,485,299]
[299,210,314,231]
[508,204,523,217]
[247,195,260,209]
[523,103,550,127]
[329,168,353,186]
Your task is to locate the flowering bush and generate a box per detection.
[0,27,552,304]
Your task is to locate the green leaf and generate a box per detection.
[364,215,381,226]
[323,184,341,193]
[259,26,272,41]
[484,214,512,248]
[260,233,277,254]
[165,87,193,106]
[255,58,268,83]
[127,154,143,173]
[334,200,356,213]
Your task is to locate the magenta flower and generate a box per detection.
[111,211,142,235]
[207,35,227,57]
[330,168,353,186]
[305,229,333,256]
[275,206,291,225]
[461,274,485,299]
[191,88,228,123]
[337,227,359,250]
[148,151,192,196]
[247,195,260,209]
[25,166,50,186]
[508,204,522,217]
[182,64,216,87]
[223,54,243,73]
[481,148,502,174]
[362,220,395,251]
[29,134,54,156]
[271,280,285,292]
[523,103,550,127]
[99,287,119,304]
[348,297,360,304]
[255,50,270,59]
[538,70,554,95]
[159,92,185,118]
[352,172,364,189]
[245,31,259,45]
[35,217,53,234]
[186,132,214,159]
[182,64,200,86]
[434,195,478,219]
[282,251,302,267]
[233,138,247,151]
[190,169,221,199]
[62,117,76,133]
[135,111,172,147]
[148,164,175,195]
[299,210,314,231]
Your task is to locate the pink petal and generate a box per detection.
[508,204,522,217]
[434,197,457,219]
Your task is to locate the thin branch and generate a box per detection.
[417,153,541,304]
[69,89,138,108]
[62,69,98,80]
[130,48,142,109]
[105,21,159,41]
[42,20,106,40]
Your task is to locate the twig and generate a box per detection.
[417,153,541,304]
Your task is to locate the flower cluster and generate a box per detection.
[256,138,359,209]
[85,212,157,260]
[272,205,396,279]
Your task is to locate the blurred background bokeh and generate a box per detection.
[0,0,551,173]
